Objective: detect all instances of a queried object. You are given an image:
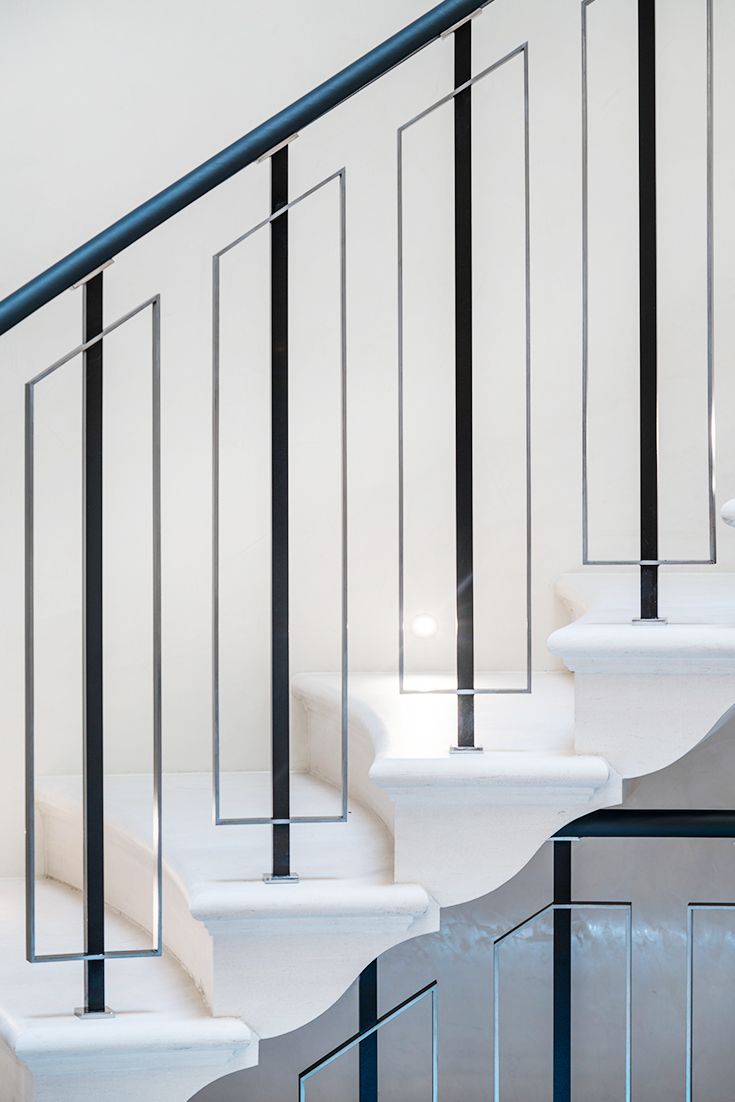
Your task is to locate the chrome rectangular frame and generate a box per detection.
[212,169,348,826]
[397,44,532,696]
[492,901,632,1102]
[25,295,163,964]
[298,979,438,1101]
[685,901,735,1101]
[581,0,715,567]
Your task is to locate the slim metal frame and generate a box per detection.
[211,168,348,827]
[581,0,715,569]
[0,1,499,335]
[25,295,163,964]
[492,901,633,1102]
[298,980,439,1101]
[397,42,532,697]
[685,902,735,1102]
[554,809,735,1099]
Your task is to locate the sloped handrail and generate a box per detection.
[0,0,489,336]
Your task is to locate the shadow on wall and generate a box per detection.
[191,712,735,1102]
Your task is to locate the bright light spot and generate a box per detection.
[411,614,438,638]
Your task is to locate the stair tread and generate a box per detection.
[551,573,735,672]
[37,772,432,920]
[0,878,254,1061]
[295,665,599,762]
[557,571,735,624]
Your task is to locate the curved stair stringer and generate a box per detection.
[296,571,735,914]
[293,674,622,910]
[0,876,256,1102]
[549,573,735,779]
[36,777,439,1042]
[36,793,217,1005]
[37,566,735,1068]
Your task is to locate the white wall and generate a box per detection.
[2,0,735,873]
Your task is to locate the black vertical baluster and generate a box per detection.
[359,960,379,1102]
[270,146,292,879]
[83,271,106,1013]
[638,0,659,620]
[553,841,572,1102]
[454,21,475,748]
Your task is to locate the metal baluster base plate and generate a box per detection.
[263,874,300,884]
[449,745,484,754]
[74,1006,115,1019]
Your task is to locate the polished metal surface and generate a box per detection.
[493,901,633,1102]
[397,43,532,698]
[25,295,163,965]
[71,258,115,289]
[581,0,716,569]
[211,169,348,827]
[555,808,735,841]
[298,981,439,1102]
[256,132,300,163]
[0,0,497,334]
[685,902,735,1101]
[439,7,483,37]
[74,1005,115,1019]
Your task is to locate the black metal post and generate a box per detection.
[454,20,476,748]
[83,271,106,1013]
[638,0,659,620]
[359,960,379,1102]
[270,145,293,880]
[553,840,572,1102]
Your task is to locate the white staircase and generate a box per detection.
[5,571,734,1099]
[0,880,255,1102]
[550,573,735,776]
[0,0,730,1094]
[36,771,436,1038]
[294,671,616,906]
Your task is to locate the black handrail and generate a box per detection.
[0,0,490,336]
[555,809,735,839]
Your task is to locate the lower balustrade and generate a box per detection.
[246,808,735,1102]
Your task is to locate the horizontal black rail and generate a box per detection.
[555,809,735,839]
[0,0,490,337]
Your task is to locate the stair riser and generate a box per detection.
[572,674,735,776]
[384,785,622,907]
[204,911,438,1036]
[11,1056,252,1102]
[38,799,439,1038]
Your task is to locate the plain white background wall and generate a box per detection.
[2,0,735,876]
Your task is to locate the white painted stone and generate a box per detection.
[568,671,735,777]
[549,573,735,775]
[30,572,735,1086]
[294,673,619,908]
[721,499,735,527]
[554,570,735,626]
[0,879,255,1102]
[37,772,438,1039]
